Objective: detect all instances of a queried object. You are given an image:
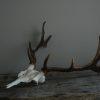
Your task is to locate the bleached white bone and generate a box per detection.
[6,64,45,88]
[18,64,35,77]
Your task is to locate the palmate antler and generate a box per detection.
[42,36,100,74]
[27,21,52,65]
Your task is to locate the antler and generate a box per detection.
[27,21,52,65]
[27,42,36,64]
[27,21,100,74]
[89,36,100,72]
[34,21,52,52]
[42,36,100,74]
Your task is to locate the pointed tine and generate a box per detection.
[96,36,100,53]
[41,54,50,74]
[29,42,33,52]
[29,42,35,57]
[92,36,100,65]
[43,54,50,68]
[42,21,46,34]
[43,35,52,47]
[27,48,30,62]
[27,42,36,64]
[70,58,75,69]
[34,21,47,52]
[41,22,46,43]
[27,48,33,64]
[41,21,46,43]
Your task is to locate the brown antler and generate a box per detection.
[34,21,52,52]
[27,21,52,65]
[42,36,100,74]
[27,42,36,64]
[89,36,100,72]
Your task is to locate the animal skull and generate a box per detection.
[6,64,45,88]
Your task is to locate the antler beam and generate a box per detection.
[42,36,100,74]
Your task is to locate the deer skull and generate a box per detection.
[6,64,45,88]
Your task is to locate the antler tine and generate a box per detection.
[70,58,74,70]
[27,48,33,64]
[66,58,77,72]
[29,41,33,52]
[43,54,50,68]
[91,36,100,65]
[41,21,46,45]
[86,36,100,73]
[34,21,49,52]
[42,21,46,35]
[43,35,52,47]
[27,42,36,65]
[41,54,50,75]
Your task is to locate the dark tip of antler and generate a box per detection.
[43,35,52,47]
[29,42,33,52]
[27,47,34,64]
[41,54,50,74]
[43,54,50,68]
[70,58,74,69]
[99,35,100,40]
[42,21,46,34]
[43,21,46,25]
